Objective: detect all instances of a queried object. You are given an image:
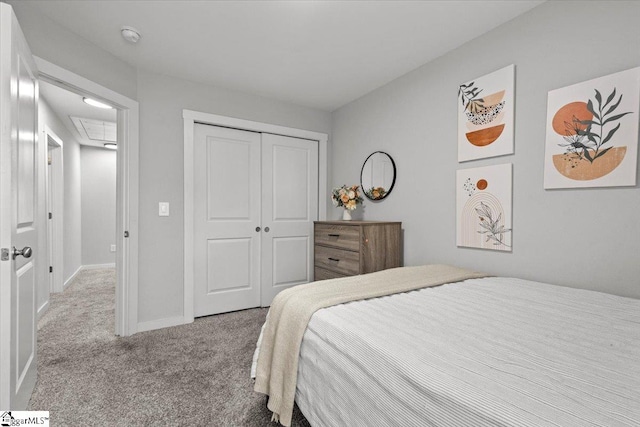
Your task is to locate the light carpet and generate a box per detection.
[28,269,310,426]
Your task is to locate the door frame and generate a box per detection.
[182,109,328,324]
[43,126,63,296]
[36,57,140,336]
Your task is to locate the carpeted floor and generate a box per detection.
[28,269,310,426]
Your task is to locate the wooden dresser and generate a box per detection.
[314,221,402,281]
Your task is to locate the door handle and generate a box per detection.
[264,227,270,233]
[13,246,32,260]
[255,227,261,232]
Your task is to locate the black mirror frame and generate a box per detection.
[360,151,396,201]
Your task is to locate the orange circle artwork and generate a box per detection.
[552,101,593,135]
[476,179,488,190]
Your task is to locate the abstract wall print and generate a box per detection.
[544,67,639,189]
[458,64,515,162]
[457,164,512,251]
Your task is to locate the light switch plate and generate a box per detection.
[159,202,170,217]
[110,244,116,252]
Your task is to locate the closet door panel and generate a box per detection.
[261,134,318,306]
[272,237,309,286]
[193,124,261,317]
[272,146,311,220]
[206,138,252,220]
[192,125,319,314]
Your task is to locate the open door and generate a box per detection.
[0,3,40,409]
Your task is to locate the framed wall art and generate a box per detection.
[544,67,639,189]
[458,64,515,162]
[456,163,512,251]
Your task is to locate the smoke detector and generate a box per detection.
[121,26,141,44]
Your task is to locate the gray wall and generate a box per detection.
[136,70,332,323]
[5,0,333,328]
[331,1,640,299]
[7,1,137,100]
[38,98,83,285]
[21,1,637,333]
[81,146,116,266]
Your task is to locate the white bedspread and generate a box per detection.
[294,277,640,427]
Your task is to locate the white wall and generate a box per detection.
[331,1,640,299]
[81,146,116,266]
[136,70,332,324]
[38,98,83,289]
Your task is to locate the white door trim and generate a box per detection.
[43,125,64,295]
[182,109,328,324]
[36,57,140,336]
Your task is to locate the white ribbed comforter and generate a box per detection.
[294,277,640,427]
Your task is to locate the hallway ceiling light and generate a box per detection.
[121,26,141,44]
[104,143,117,150]
[83,97,113,109]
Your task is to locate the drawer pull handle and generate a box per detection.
[328,257,340,262]
[328,234,340,237]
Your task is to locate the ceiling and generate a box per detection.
[40,80,117,148]
[28,0,543,111]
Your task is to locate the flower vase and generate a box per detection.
[342,209,352,221]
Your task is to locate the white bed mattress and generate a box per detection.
[294,277,640,427]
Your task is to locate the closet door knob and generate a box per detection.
[255,227,261,232]
[264,227,270,233]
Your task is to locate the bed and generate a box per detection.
[253,267,640,426]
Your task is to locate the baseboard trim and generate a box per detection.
[136,316,186,334]
[63,266,83,289]
[62,264,115,290]
[37,300,49,320]
[82,263,116,270]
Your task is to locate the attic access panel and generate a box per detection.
[70,116,117,142]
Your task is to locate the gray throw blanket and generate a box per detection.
[254,264,487,425]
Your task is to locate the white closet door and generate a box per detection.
[261,134,318,306]
[193,124,261,317]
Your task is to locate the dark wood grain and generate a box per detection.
[314,224,360,251]
[313,221,402,280]
[314,267,347,281]
[361,223,402,272]
[314,244,360,276]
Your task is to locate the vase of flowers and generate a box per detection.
[331,185,363,220]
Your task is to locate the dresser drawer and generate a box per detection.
[314,245,360,276]
[314,267,347,281]
[314,224,360,251]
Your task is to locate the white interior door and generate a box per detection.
[47,151,53,293]
[261,134,318,306]
[0,3,39,409]
[44,132,63,294]
[193,124,261,317]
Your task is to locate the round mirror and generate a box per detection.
[360,151,396,201]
